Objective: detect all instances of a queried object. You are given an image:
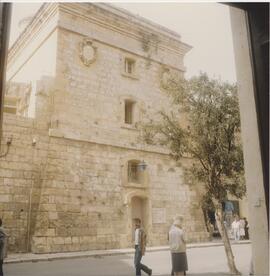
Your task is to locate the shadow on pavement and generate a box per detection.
[157,274,229,276]
[186,274,250,276]
[158,274,234,276]
[185,274,229,276]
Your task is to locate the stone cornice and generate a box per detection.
[8,3,192,68]
[97,3,181,40]
[58,3,192,56]
[7,3,58,66]
[58,26,187,73]
[48,128,171,156]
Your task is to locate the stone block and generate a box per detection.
[64,237,72,244]
[45,228,56,236]
[48,211,58,220]
[32,236,47,245]
[0,195,10,202]
[72,236,79,244]
[40,204,57,212]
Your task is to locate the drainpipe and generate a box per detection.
[0,3,12,143]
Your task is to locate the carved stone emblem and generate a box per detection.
[160,66,182,90]
[79,38,97,66]
[160,67,172,89]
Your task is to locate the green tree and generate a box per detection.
[141,73,245,275]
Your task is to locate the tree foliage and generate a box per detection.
[141,73,246,207]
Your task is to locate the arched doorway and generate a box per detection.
[122,181,151,247]
[131,196,149,239]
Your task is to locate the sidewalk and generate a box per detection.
[5,240,250,264]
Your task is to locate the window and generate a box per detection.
[3,96,17,114]
[125,100,134,124]
[122,159,148,188]
[121,55,139,80]
[120,96,139,129]
[125,58,135,75]
[17,91,31,117]
[128,160,140,183]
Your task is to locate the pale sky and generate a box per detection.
[9,2,237,83]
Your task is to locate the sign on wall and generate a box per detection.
[152,208,166,224]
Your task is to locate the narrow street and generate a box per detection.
[4,243,252,276]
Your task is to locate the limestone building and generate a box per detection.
[1,3,209,253]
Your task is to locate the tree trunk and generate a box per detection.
[215,206,241,275]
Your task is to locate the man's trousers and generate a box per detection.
[134,245,151,276]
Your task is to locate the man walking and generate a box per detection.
[0,218,7,276]
[134,218,152,276]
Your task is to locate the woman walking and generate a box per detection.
[169,216,188,276]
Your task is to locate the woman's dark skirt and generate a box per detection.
[171,252,188,272]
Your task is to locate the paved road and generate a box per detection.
[4,244,252,276]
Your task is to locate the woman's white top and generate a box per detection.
[169,225,186,253]
[231,220,240,230]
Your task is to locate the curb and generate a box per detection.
[5,240,251,265]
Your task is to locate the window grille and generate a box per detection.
[128,161,140,183]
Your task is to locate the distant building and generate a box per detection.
[2,3,212,253]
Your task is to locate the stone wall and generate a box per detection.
[0,113,48,252]
[0,112,208,253]
[1,3,208,253]
[51,3,189,148]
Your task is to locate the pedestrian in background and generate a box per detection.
[133,218,152,276]
[244,218,249,240]
[167,223,174,276]
[169,216,188,276]
[239,218,245,240]
[231,216,240,241]
[0,218,7,276]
